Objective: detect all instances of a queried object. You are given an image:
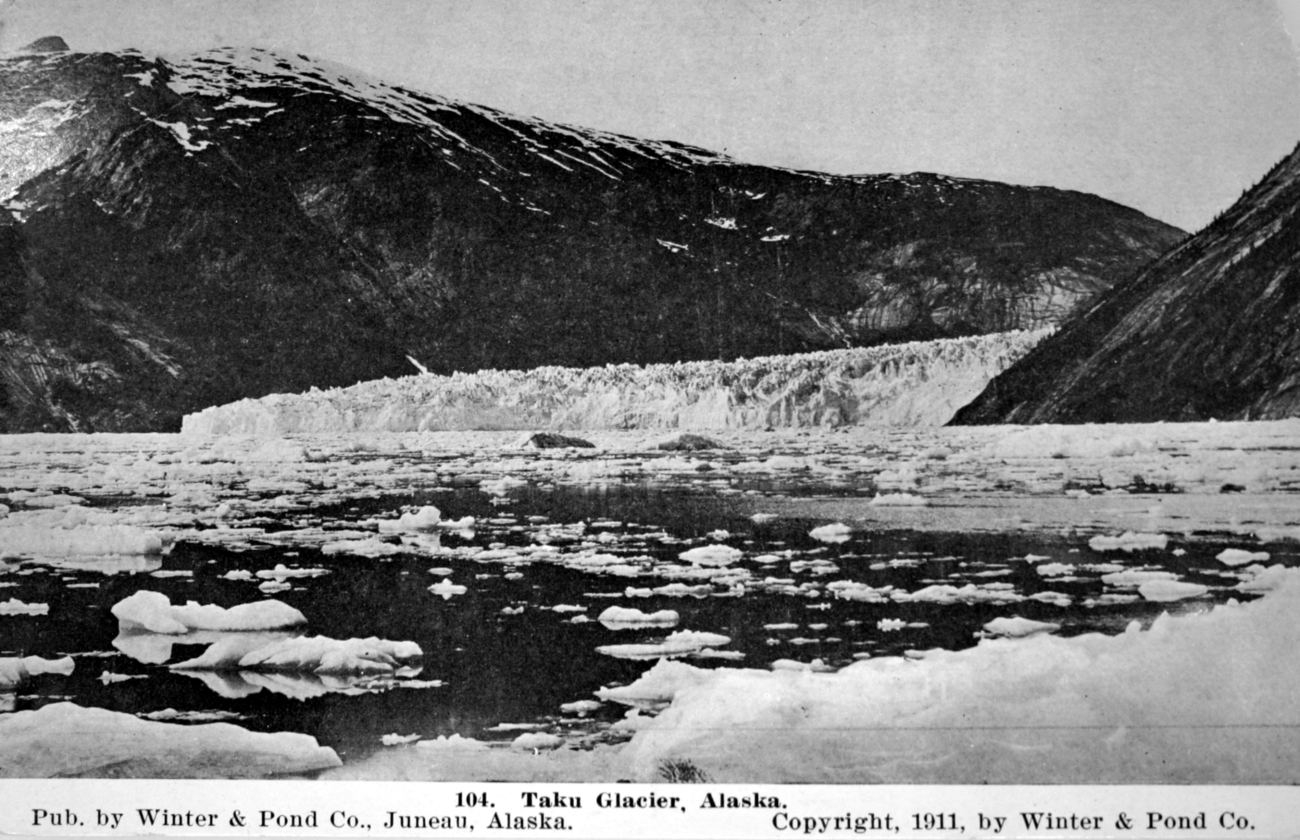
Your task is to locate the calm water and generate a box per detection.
[6,474,1290,767]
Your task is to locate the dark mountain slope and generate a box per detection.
[954,142,1300,424]
[0,45,1183,430]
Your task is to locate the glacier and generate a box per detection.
[182,330,1049,435]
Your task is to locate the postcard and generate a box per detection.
[1,1,1298,837]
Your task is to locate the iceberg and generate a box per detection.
[112,591,307,634]
[596,630,732,660]
[172,635,423,674]
[597,606,680,628]
[0,655,74,689]
[1088,532,1169,552]
[983,616,1060,637]
[678,545,742,566]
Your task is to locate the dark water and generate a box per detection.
[5,480,1292,765]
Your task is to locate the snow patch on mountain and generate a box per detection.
[182,330,1048,435]
[147,47,731,176]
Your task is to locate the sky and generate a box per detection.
[1,0,1298,232]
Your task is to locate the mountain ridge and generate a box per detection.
[952,141,1300,424]
[0,43,1184,431]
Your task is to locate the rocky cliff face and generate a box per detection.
[954,141,1300,425]
[0,42,1183,431]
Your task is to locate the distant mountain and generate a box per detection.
[954,142,1300,425]
[0,43,1183,431]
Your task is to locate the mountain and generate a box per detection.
[0,42,1184,431]
[953,142,1300,425]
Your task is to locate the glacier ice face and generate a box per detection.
[182,330,1049,435]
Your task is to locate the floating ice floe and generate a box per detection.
[99,671,146,684]
[597,606,680,628]
[0,598,48,615]
[416,734,489,751]
[1088,532,1169,552]
[868,493,928,507]
[0,703,340,778]
[0,507,165,557]
[1216,548,1270,567]
[1138,580,1208,602]
[378,506,442,533]
[320,537,405,557]
[809,523,852,543]
[428,579,468,599]
[255,564,328,580]
[112,591,306,634]
[560,700,601,716]
[172,635,423,674]
[983,616,1060,637]
[893,583,1023,605]
[140,709,244,723]
[596,630,731,660]
[382,733,422,746]
[1100,570,1178,587]
[512,732,563,751]
[0,655,74,689]
[679,545,741,566]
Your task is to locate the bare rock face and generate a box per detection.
[954,141,1300,424]
[523,433,596,449]
[657,434,727,451]
[18,36,70,54]
[0,46,1183,431]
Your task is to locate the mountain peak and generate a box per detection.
[0,43,1183,431]
[18,36,70,55]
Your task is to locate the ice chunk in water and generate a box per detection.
[378,506,442,533]
[382,733,421,746]
[0,655,74,689]
[983,616,1060,637]
[679,545,742,566]
[0,598,48,615]
[512,732,563,751]
[428,579,467,599]
[598,606,680,628]
[174,635,422,674]
[417,734,488,751]
[1217,548,1270,566]
[1139,580,1208,602]
[112,591,306,634]
[597,630,732,659]
[809,523,852,543]
[1088,532,1169,552]
[868,493,928,507]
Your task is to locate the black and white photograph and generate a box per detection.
[0,0,1299,834]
